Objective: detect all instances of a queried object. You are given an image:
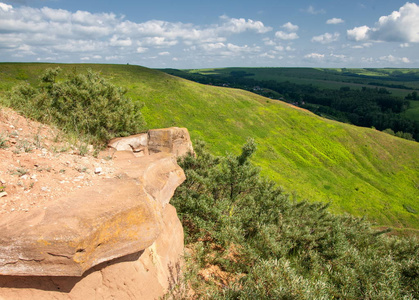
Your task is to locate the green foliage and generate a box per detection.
[172,141,419,299]
[6,67,146,144]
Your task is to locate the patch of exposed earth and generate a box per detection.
[0,107,117,221]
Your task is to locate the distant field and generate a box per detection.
[186,67,419,96]
[1,63,419,234]
[405,100,419,122]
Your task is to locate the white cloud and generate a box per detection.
[351,42,373,49]
[275,31,299,40]
[304,53,325,60]
[158,51,170,56]
[138,37,178,47]
[0,2,12,12]
[200,42,225,51]
[260,52,275,59]
[218,15,272,34]
[281,22,298,32]
[304,5,326,15]
[326,18,344,25]
[380,54,410,63]
[400,43,409,48]
[136,47,148,53]
[110,35,132,47]
[347,25,370,41]
[311,32,340,44]
[263,38,276,46]
[0,3,271,64]
[304,52,349,63]
[347,2,419,42]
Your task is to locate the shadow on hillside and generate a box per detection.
[0,250,144,293]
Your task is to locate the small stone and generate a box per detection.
[20,174,28,180]
[94,167,102,174]
[0,192,7,198]
[0,178,5,184]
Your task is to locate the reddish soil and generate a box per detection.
[0,107,116,221]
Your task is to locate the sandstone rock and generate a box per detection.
[108,133,148,154]
[0,152,185,277]
[108,128,194,158]
[0,204,184,300]
[148,127,193,157]
[0,178,160,276]
[114,152,186,208]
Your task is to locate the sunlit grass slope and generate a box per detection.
[1,63,418,233]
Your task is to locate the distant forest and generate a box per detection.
[162,69,419,142]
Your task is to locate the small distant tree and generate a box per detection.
[8,67,146,145]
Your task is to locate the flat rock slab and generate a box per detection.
[108,127,194,158]
[0,152,185,277]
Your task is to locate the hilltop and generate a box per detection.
[0,63,418,234]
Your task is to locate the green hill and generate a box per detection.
[1,63,418,233]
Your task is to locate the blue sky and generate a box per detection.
[1,0,418,68]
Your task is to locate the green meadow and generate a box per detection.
[1,63,418,233]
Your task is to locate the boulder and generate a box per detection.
[107,133,148,155]
[108,127,194,158]
[0,204,184,300]
[0,153,185,277]
[148,127,194,157]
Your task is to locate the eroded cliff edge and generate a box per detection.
[0,127,192,299]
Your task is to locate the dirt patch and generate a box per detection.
[0,107,117,221]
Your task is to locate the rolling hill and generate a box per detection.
[0,63,418,233]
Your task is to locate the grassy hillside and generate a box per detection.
[1,63,418,233]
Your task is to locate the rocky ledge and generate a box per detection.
[0,127,192,277]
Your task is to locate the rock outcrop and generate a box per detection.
[108,127,194,158]
[0,127,192,299]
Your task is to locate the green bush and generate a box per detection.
[6,67,146,144]
[171,140,419,299]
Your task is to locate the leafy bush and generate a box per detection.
[171,140,419,299]
[6,67,146,144]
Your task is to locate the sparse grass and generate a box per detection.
[0,63,418,232]
[16,139,33,153]
[0,133,8,149]
[10,167,28,177]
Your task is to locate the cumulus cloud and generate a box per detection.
[304,52,348,63]
[218,15,272,34]
[0,2,12,12]
[347,2,419,42]
[347,25,370,42]
[275,31,299,40]
[304,53,325,61]
[0,2,271,64]
[304,5,326,15]
[351,42,373,49]
[326,18,344,24]
[311,32,340,44]
[281,22,299,32]
[379,54,410,63]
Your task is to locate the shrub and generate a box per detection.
[6,67,146,145]
[170,140,419,299]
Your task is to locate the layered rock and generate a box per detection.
[0,204,184,300]
[108,127,194,157]
[0,127,191,299]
